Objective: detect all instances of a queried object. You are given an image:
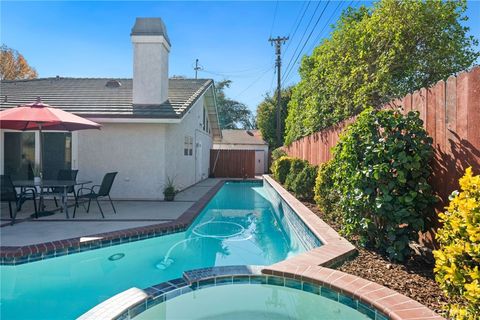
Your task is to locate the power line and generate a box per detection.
[281,1,323,84]
[283,0,354,85]
[308,0,351,53]
[284,1,310,55]
[282,1,331,84]
[200,66,272,79]
[237,66,275,96]
[269,0,279,37]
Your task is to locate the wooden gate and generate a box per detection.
[210,149,255,178]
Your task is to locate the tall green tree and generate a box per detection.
[215,80,255,129]
[285,0,479,145]
[256,87,292,147]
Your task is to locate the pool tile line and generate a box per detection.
[262,265,445,320]
[0,180,226,265]
[81,265,394,320]
[263,175,357,268]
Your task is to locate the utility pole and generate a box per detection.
[194,58,201,79]
[268,36,288,146]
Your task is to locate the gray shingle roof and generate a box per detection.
[217,129,268,145]
[0,77,213,119]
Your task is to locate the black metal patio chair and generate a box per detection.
[51,169,79,208]
[74,172,117,218]
[1,174,38,224]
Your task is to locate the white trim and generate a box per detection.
[87,118,182,124]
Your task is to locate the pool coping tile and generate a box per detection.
[0,180,227,265]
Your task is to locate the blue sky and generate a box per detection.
[1,1,479,114]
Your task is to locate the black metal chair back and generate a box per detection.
[0,175,17,202]
[56,169,79,193]
[98,172,117,197]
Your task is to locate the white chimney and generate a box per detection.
[131,18,171,105]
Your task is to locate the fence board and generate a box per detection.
[283,67,480,247]
[210,149,255,178]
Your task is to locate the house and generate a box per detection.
[0,18,221,200]
[213,129,269,175]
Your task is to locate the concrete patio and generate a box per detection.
[0,178,222,246]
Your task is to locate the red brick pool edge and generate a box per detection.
[263,175,444,320]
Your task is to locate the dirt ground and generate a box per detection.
[302,201,450,315]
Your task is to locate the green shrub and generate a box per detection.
[285,158,308,191]
[331,108,435,261]
[314,161,341,220]
[291,164,318,200]
[271,156,293,184]
[271,147,287,162]
[434,167,480,320]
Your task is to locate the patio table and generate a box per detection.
[13,180,92,219]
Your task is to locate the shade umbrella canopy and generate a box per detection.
[0,97,101,178]
[0,98,101,131]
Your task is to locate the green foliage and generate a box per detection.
[271,148,287,162]
[215,80,255,129]
[290,164,318,200]
[285,0,479,145]
[331,108,435,261]
[284,158,308,191]
[256,87,292,147]
[434,168,480,320]
[314,161,341,220]
[271,156,294,184]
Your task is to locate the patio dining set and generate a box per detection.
[1,171,118,224]
[0,98,109,225]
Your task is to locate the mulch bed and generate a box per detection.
[302,201,450,315]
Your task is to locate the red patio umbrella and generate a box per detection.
[0,97,101,178]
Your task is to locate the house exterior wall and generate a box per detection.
[212,143,269,173]
[77,123,167,200]
[165,96,213,190]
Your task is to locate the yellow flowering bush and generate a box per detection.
[434,167,480,320]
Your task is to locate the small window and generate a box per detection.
[184,136,193,156]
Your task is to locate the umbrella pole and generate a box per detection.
[39,123,43,179]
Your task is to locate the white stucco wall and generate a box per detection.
[165,96,213,191]
[212,143,269,173]
[77,123,166,200]
[132,35,170,105]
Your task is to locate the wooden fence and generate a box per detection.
[210,149,256,178]
[283,67,480,246]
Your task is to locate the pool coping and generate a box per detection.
[78,265,444,320]
[263,175,356,267]
[0,180,227,265]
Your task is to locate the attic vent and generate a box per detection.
[246,130,254,136]
[106,80,122,88]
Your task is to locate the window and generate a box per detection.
[203,107,206,131]
[4,132,35,179]
[3,132,72,179]
[184,136,193,156]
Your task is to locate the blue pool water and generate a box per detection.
[136,284,370,320]
[0,181,321,319]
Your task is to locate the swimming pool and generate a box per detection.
[0,181,321,319]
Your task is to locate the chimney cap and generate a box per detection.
[131,17,171,45]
